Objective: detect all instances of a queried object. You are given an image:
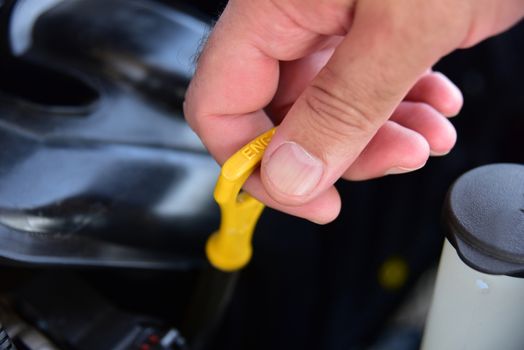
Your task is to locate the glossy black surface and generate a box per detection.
[0,0,219,269]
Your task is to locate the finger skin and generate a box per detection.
[406,72,463,117]
[244,172,341,224]
[260,0,466,206]
[342,101,457,181]
[268,67,463,125]
[342,120,430,181]
[185,0,524,222]
[390,102,457,156]
[266,46,337,124]
[185,0,348,222]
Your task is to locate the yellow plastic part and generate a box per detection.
[377,256,409,291]
[206,128,276,272]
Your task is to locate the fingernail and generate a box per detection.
[264,142,323,197]
[430,149,450,157]
[384,166,422,176]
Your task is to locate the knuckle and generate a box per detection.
[304,69,378,140]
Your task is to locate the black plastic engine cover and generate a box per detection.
[0,0,219,269]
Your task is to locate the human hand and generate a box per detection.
[185,0,524,223]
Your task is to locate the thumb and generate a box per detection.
[260,2,460,205]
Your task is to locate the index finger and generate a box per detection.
[183,0,342,222]
[184,0,339,161]
[184,1,278,161]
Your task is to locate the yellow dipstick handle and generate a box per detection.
[206,128,276,272]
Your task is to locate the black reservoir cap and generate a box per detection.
[444,163,524,276]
